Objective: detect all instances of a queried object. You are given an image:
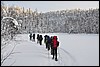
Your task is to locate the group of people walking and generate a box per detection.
[29,33,59,61]
[29,33,35,41]
[44,35,59,61]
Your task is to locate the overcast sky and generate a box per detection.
[2,1,99,13]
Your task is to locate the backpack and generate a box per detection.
[39,35,43,41]
[47,36,51,43]
[57,41,59,47]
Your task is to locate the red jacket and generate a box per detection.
[52,36,59,48]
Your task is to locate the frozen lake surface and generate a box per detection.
[2,33,99,66]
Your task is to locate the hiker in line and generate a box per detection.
[29,33,32,40]
[39,35,43,45]
[37,34,40,44]
[47,36,52,51]
[50,36,53,55]
[52,36,59,61]
[44,35,48,49]
[33,33,35,41]
[44,35,47,44]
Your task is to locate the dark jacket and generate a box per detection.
[33,34,35,39]
[37,34,40,40]
[39,35,43,41]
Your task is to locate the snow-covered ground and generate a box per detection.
[1,33,99,66]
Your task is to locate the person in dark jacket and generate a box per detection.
[39,35,43,45]
[52,36,59,61]
[44,35,47,44]
[33,33,35,41]
[37,34,40,44]
[44,35,48,49]
[29,33,32,40]
[47,36,51,51]
[50,36,53,55]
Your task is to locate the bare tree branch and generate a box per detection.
[1,44,16,65]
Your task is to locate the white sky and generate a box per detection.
[2,1,99,13]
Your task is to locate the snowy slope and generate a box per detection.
[2,33,99,66]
